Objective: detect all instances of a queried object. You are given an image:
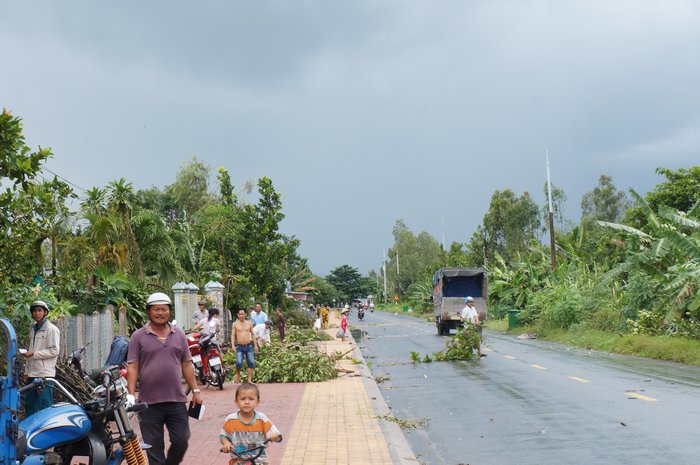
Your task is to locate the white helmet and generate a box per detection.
[146,292,172,307]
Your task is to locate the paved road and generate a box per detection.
[352,310,700,465]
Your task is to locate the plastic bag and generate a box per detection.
[313,318,321,330]
[336,329,345,338]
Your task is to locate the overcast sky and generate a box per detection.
[2,1,699,276]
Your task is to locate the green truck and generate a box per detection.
[433,267,488,335]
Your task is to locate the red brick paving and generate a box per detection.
[133,381,306,465]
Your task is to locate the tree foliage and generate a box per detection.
[326,265,373,302]
[467,189,541,266]
[0,111,307,332]
[581,175,629,224]
[383,219,442,297]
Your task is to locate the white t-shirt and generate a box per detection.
[253,323,271,345]
[461,305,479,325]
[198,317,221,338]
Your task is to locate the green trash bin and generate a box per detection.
[402,305,409,312]
[507,310,520,330]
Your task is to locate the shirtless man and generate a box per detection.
[231,308,258,383]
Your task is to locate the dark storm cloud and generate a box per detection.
[1,1,699,275]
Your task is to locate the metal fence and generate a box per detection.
[55,307,115,372]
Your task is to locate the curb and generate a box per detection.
[346,328,420,465]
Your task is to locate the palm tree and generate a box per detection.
[108,179,144,280]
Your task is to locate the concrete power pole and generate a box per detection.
[546,149,557,271]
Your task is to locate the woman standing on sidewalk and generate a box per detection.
[339,308,349,342]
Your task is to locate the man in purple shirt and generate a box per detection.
[127,292,203,465]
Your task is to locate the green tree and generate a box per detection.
[164,156,212,218]
[625,167,700,228]
[468,189,541,266]
[217,167,236,206]
[385,220,442,294]
[581,175,629,223]
[238,177,294,302]
[0,109,55,282]
[326,265,373,302]
[599,191,700,323]
[108,178,144,279]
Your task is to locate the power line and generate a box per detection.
[43,167,89,194]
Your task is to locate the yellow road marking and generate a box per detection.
[503,355,516,360]
[568,376,590,383]
[530,364,547,370]
[625,391,658,402]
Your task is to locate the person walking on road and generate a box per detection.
[21,300,60,416]
[461,296,485,357]
[127,292,203,465]
[274,308,286,343]
[232,308,258,383]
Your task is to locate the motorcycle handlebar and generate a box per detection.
[126,402,148,413]
[19,379,41,394]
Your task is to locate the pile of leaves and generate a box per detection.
[223,325,337,383]
[285,325,333,345]
[224,343,337,383]
[411,325,481,362]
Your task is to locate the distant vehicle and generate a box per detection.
[433,268,488,335]
[352,297,373,308]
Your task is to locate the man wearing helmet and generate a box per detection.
[127,292,203,465]
[21,300,60,416]
[461,296,485,357]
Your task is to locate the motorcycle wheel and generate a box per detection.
[214,367,224,390]
[197,366,205,385]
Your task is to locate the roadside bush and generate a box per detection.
[529,281,587,329]
[588,305,627,333]
[627,310,664,336]
[668,318,700,339]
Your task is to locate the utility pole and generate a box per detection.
[396,250,400,299]
[382,250,388,304]
[546,149,557,271]
[442,216,446,265]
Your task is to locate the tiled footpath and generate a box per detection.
[134,314,418,465]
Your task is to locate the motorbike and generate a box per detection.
[1,318,149,465]
[358,307,365,321]
[186,332,225,390]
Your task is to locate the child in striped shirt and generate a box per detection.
[220,383,282,465]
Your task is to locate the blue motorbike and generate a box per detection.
[1,318,148,465]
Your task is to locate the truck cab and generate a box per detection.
[433,268,488,335]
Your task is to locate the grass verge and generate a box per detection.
[498,320,700,367]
